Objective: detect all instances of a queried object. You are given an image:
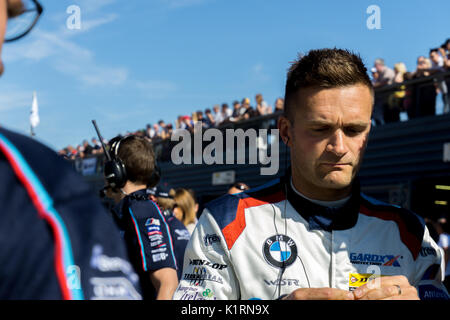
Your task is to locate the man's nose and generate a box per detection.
[326,130,347,156]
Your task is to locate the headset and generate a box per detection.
[92,120,161,190]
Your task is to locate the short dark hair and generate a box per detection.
[284,48,373,119]
[429,48,439,54]
[117,136,156,185]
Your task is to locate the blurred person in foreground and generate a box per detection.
[173,48,448,300]
[0,0,142,299]
[104,135,179,300]
[147,183,190,280]
[173,188,198,235]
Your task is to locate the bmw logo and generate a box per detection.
[262,235,298,269]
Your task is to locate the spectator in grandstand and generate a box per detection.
[231,100,242,118]
[158,120,170,140]
[147,183,190,280]
[370,67,379,83]
[440,39,450,69]
[386,62,408,123]
[241,97,257,120]
[430,48,449,113]
[82,139,94,157]
[222,103,232,122]
[181,115,194,132]
[372,58,395,88]
[213,104,224,126]
[371,59,395,126]
[274,97,284,113]
[412,56,437,117]
[203,108,214,128]
[173,188,198,235]
[227,182,250,194]
[255,93,272,116]
[194,110,209,129]
[430,48,445,71]
[0,0,142,300]
[91,137,103,154]
[75,144,84,158]
[145,123,152,139]
[104,135,178,300]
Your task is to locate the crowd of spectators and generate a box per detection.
[371,38,450,125]
[58,93,285,159]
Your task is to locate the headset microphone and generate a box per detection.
[92,120,127,189]
[92,120,112,161]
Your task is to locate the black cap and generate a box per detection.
[147,182,172,198]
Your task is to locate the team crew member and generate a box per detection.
[0,0,142,300]
[148,183,191,280]
[173,49,449,300]
[105,135,178,300]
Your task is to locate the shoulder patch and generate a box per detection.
[360,193,425,260]
[205,178,285,250]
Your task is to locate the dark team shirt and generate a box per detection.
[0,127,142,300]
[114,190,177,299]
[162,210,190,280]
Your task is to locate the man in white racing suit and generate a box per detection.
[173,48,449,300]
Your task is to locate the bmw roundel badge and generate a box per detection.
[262,235,298,269]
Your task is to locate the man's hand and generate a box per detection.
[283,288,355,300]
[352,275,419,300]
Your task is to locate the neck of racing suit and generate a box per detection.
[283,173,361,232]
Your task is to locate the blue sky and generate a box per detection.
[0,0,449,150]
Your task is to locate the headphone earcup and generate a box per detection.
[104,159,127,189]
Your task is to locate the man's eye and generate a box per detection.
[345,127,364,135]
[312,127,329,132]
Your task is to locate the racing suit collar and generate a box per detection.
[114,188,149,220]
[284,174,360,232]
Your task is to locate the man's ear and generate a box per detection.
[277,115,292,147]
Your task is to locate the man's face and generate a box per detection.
[279,85,373,200]
[429,51,439,63]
